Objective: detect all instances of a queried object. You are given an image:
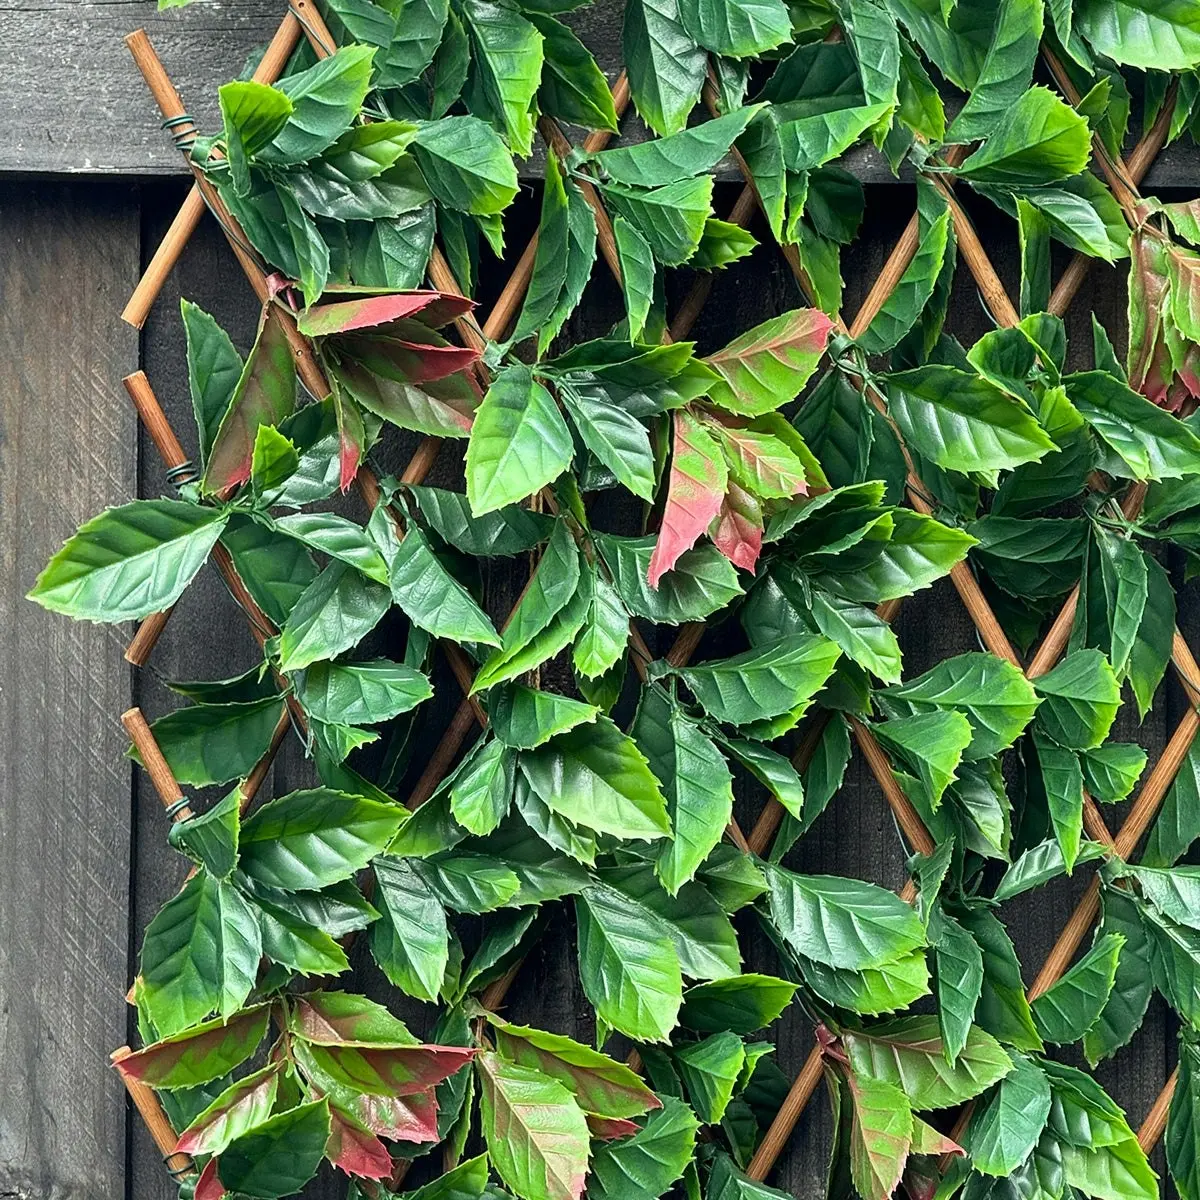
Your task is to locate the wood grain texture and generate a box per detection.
[7,0,1200,184]
[0,182,138,1199]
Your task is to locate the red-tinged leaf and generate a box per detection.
[709,482,763,573]
[347,1088,440,1142]
[326,1106,393,1179]
[711,422,809,499]
[302,1042,476,1097]
[195,1158,225,1200]
[909,1115,963,1158]
[203,305,297,494]
[297,291,474,337]
[176,1065,282,1156]
[333,388,366,493]
[289,991,418,1047]
[116,1006,270,1089]
[1127,232,1170,398]
[328,356,476,437]
[586,1114,641,1140]
[490,1017,661,1119]
[338,330,481,384]
[703,308,834,416]
[847,1074,913,1200]
[648,409,728,589]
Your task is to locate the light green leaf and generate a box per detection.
[277,561,391,672]
[604,176,714,266]
[265,44,375,164]
[1032,648,1120,750]
[467,363,573,514]
[874,710,973,807]
[674,1031,745,1123]
[1032,931,1124,1045]
[370,855,449,1002]
[520,714,669,841]
[411,115,519,215]
[622,0,706,137]
[965,1051,1051,1176]
[295,659,431,726]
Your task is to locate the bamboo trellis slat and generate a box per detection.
[112,7,1198,1197]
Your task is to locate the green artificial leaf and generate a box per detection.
[670,634,841,726]
[560,388,656,502]
[492,685,599,751]
[1065,369,1200,479]
[622,0,707,137]
[766,863,926,971]
[632,687,734,894]
[459,0,544,157]
[531,11,618,132]
[171,789,240,880]
[412,116,519,215]
[677,0,790,55]
[277,561,391,672]
[1032,729,1086,873]
[801,948,932,1018]
[1144,736,1200,867]
[249,425,299,498]
[1031,931,1124,1045]
[217,1098,331,1199]
[1167,1030,1200,1200]
[874,710,974,807]
[593,108,760,188]
[181,298,242,466]
[416,852,521,914]
[994,838,1108,902]
[295,659,431,727]
[510,151,571,354]
[1075,527,1148,678]
[273,512,390,584]
[1032,649,1120,750]
[573,568,630,680]
[520,714,669,841]
[957,904,1044,1052]
[1129,552,1174,719]
[969,514,1087,600]
[381,517,501,648]
[965,1051,1052,1176]
[1017,196,1052,317]
[587,1096,699,1200]
[885,365,1053,473]
[717,735,805,820]
[674,1031,745,1123]
[878,652,1040,760]
[596,532,743,624]
[140,871,262,1036]
[449,737,515,835]
[1084,886,1156,1066]
[1074,0,1200,69]
[239,787,403,890]
[613,217,655,343]
[811,509,975,604]
[704,308,833,417]
[409,484,554,557]
[958,86,1091,186]
[604,176,714,266]
[842,1015,1012,1108]
[601,860,740,980]
[265,44,375,163]
[29,499,228,623]
[371,856,449,1002]
[576,884,683,1041]
[679,974,797,1034]
[467,363,573,514]
[930,909,984,1067]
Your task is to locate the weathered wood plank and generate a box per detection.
[7,0,1200,186]
[0,182,139,1199]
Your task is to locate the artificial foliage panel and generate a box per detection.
[30,0,1200,1197]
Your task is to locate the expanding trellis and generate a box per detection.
[28,1,1200,1198]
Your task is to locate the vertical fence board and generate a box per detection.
[0,182,138,1200]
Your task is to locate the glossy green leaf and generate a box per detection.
[604,176,713,266]
[181,298,242,466]
[587,1097,699,1200]
[1032,931,1124,1045]
[1032,649,1120,751]
[274,511,390,583]
[766,864,926,971]
[622,0,706,136]
[467,363,573,514]
[277,561,391,672]
[239,787,403,890]
[371,856,449,1002]
[29,499,228,623]
[874,710,973,808]
[965,1051,1051,1176]
[218,1098,331,1199]
[409,485,553,557]
[931,908,984,1067]
[411,116,519,215]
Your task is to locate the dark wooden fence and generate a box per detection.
[1,4,1196,1198]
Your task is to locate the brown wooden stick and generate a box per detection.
[127,608,175,666]
[111,1047,192,1177]
[120,10,305,328]
[121,707,193,820]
